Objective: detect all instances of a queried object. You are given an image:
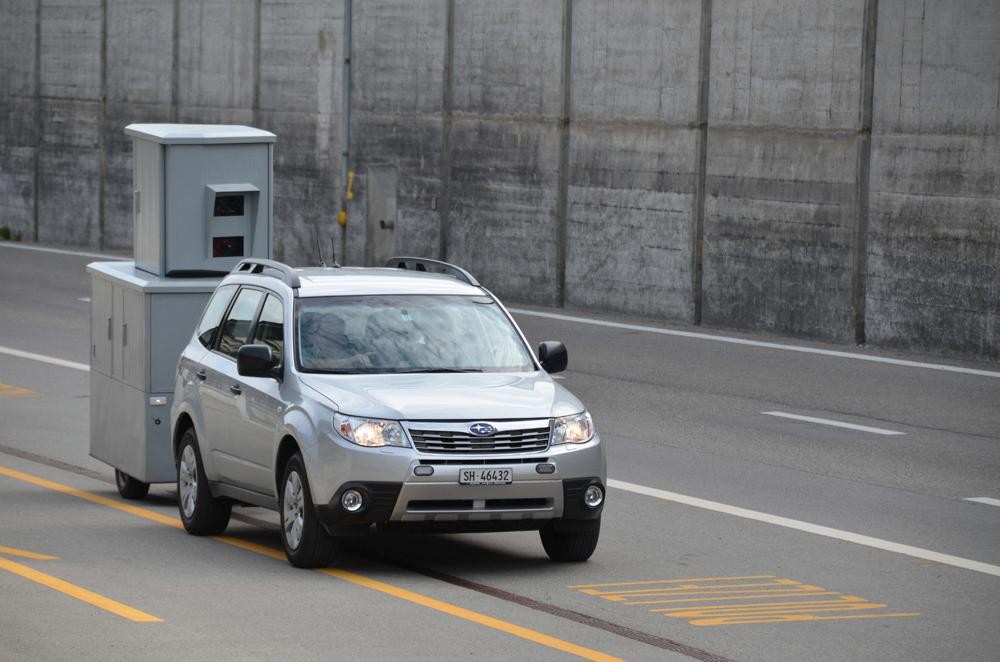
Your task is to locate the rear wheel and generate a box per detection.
[114,469,150,500]
[176,428,231,535]
[540,519,601,562]
[280,453,338,568]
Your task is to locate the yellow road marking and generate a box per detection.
[0,466,181,529]
[0,554,160,622]
[0,383,36,398]
[583,578,803,597]
[687,612,922,626]
[1,465,621,661]
[574,575,919,627]
[569,575,775,589]
[622,591,840,606]
[0,545,60,560]
[655,596,875,614]
[320,567,620,662]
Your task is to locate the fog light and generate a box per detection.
[536,463,555,474]
[341,489,364,513]
[414,465,434,476]
[583,485,604,508]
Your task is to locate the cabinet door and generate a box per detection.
[121,286,147,390]
[112,285,124,381]
[90,277,113,375]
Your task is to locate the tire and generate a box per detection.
[279,453,338,568]
[114,469,150,500]
[176,428,231,535]
[540,518,601,562]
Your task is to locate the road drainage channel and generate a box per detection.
[0,443,734,662]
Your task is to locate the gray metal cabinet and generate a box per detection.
[88,262,220,483]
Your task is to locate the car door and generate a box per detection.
[198,286,264,489]
[182,284,238,475]
[225,292,286,496]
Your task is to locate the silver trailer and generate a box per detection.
[89,124,275,497]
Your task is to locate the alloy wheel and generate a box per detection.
[283,470,305,550]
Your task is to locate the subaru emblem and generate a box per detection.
[469,422,496,437]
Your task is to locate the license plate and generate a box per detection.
[458,468,512,485]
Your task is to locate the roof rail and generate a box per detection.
[385,256,480,287]
[232,259,301,289]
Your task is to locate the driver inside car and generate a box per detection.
[299,312,373,371]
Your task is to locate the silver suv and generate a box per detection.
[170,258,605,567]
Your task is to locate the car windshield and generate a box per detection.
[296,294,536,374]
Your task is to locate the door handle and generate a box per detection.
[195,370,207,381]
[230,384,243,396]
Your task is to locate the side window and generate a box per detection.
[252,294,284,365]
[217,288,264,358]
[197,285,238,349]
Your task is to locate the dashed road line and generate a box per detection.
[0,546,161,622]
[0,346,89,372]
[0,242,127,261]
[963,497,1000,508]
[0,383,37,398]
[0,545,60,561]
[761,411,905,436]
[608,479,1000,578]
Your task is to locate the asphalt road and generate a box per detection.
[0,242,998,661]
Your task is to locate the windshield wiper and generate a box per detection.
[396,368,483,373]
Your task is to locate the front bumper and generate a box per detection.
[311,434,605,536]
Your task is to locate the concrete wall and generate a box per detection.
[867,0,1000,359]
[1,0,998,361]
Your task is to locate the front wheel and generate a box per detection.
[280,453,338,568]
[176,428,231,535]
[540,518,601,562]
[114,469,150,500]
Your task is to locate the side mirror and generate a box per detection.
[237,344,280,379]
[537,341,568,374]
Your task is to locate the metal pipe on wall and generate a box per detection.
[338,0,352,265]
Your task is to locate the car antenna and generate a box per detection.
[315,232,326,267]
[330,235,340,268]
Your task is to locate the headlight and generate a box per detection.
[334,414,409,448]
[551,411,594,445]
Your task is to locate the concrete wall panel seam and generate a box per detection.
[852,0,879,345]
[554,0,572,307]
[692,0,713,325]
[98,0,108,250]
[439,0,455,262]
[32,0,41,242]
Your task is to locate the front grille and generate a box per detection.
[421,457,547,466]
[409,424,550,454]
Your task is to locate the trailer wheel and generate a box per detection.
[114,469,150,500]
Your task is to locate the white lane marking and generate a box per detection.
[77,297,91,303]
[508,308,1000,379]
[7,344,996,577]
[762,411,905,436]
[0,242,127,261]
[0,346,89,372]
[608,478,1000,578]
[964,497,1000,508]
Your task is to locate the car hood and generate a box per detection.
[298,372,585,421]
